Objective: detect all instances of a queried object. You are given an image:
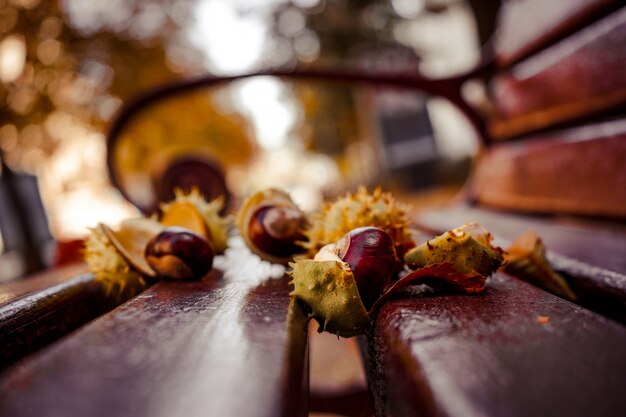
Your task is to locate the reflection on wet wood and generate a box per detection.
[0,270,148,371]
[0,272,308,417]
[366,272,626,417]
[0,263,87,307]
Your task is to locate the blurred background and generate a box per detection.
[0,0,497,281]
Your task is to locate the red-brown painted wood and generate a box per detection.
[495,0,618,65]
[415,203,626,323]
[489,7,626,139]
[0,271,148,371]
[0,272,308,417]
[365,272,626,417]
[472,119,626,218]
[0,263,87,307]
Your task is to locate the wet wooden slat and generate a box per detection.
[417,204,626,274]
[365,272,626,417]
[472,119,626,218]
[0,271,147,371]
[0,263,87,307]
[415,203,626,323]
[489,7,626,140]
[495,0,618,66]
[0,273,309,417]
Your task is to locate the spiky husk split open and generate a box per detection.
[404,222,503,276]
[290,259,370,338]
[160,187,230,254]
[291,222,505,337]
[504,230,576,300]
[84,224,145,295]
[302,187,412,257]
[85,189,227,293]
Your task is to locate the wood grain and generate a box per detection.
[489,7,626,139]
[0,263,87,307]
[472,119,626,218]
[0,271,148,371]
[365,272,626,417]
[0,272,308,417]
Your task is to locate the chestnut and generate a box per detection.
[159,188,230,255]
[237,189,308,264]
[336,227,396,309]
[291,223,505,337]
[291,226,397,337]
[145,227,214,280]
[249,205,306,256]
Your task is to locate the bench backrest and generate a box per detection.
[471,0,626,219]
[366,2,626,416]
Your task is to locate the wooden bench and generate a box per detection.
[1,2,625,417]
[364,1,626,416]
[0,266,308,417]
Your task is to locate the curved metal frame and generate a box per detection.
[106,61,494,212]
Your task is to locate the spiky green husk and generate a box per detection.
[290,259,369,338]
[160,188,230,254]
[404,223,503,276]
[302,187,412,256]
[84,224,145,295]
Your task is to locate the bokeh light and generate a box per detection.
[0,35,26,83]
[1,0,481,266]
[233,77,296,150]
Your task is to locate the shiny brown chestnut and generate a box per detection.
[338,226,397,309]
[145,227,214,280]
[292,226,398,336]
[237,189,308,264]
[249,205,306,257]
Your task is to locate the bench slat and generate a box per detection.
[489,6,626,139]
[365,272,626,417]
[0,263,87,307]
[0,271,147,371]
[496,0,618,65]
[415,203,626,322]
[471,119,626,219]
[0,272,308,417]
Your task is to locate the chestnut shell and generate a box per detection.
[102,218,164,277]
[290,259,370,338]
[404,222,503,276]
[237,189,307,264]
